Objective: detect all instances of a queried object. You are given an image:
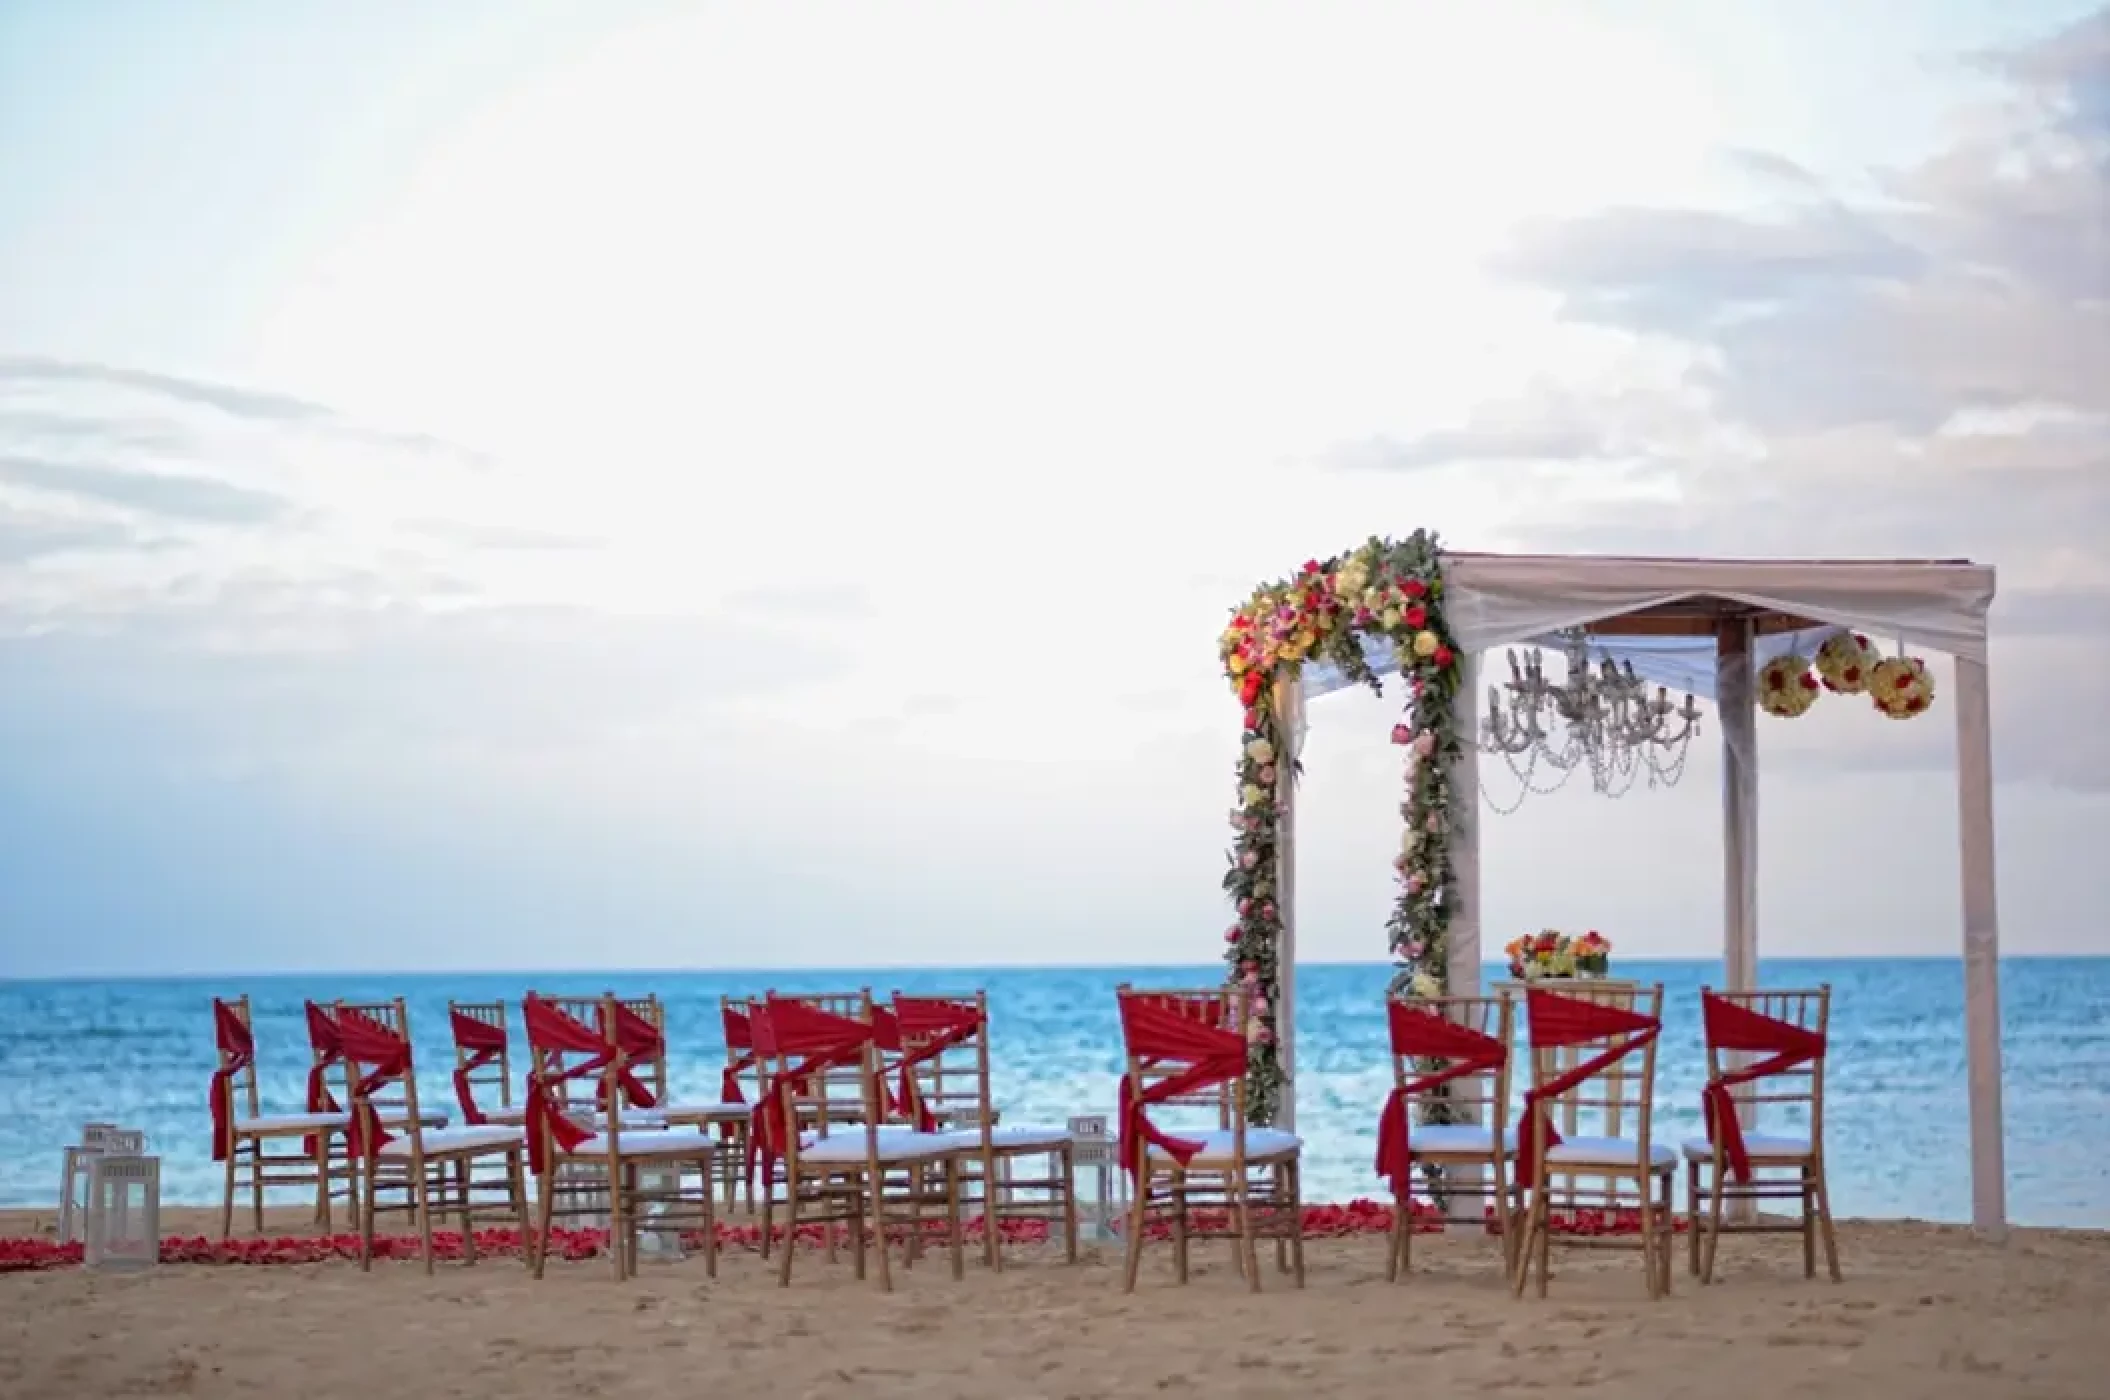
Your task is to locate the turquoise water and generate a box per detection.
[1,958,2103,1226]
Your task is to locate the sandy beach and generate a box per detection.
[4,1207,2107,1399]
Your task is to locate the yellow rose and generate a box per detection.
[1245,738,1275,765]
[1362,588,1382,610]
[1228,653,1248,674]
[1412,630,1439,658]
[1381,607,1401,630]
[1242,783,1266,807]
[1410,973,1442,998]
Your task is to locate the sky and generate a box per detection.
[0,0,2104,978]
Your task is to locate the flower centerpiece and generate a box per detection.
[1505,929,1613,980]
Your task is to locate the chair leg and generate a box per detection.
[412,1158,437,1277]
[531,1167,556,1279]
[1121,1166,1149,1293]
[776,1183,800,1287]
[869,1171,893,1293]
[1685,1160,1701,1276]
[1812,1159,1842,1282]
[1286,1161,1305,1287]
[1636,1179,1660,1300]
[250,1143,266,1234]
[358,1156,379,1272]
[1060,1146,1080,1265]
[220,1148,238,1241]
[1701,1158,1728,1285]
[946,1159,966,1281]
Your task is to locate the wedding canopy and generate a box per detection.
[1270,553,2006,1238]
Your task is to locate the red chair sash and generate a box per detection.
[746,999,873,1189]
[449,1010,508,1126]
[521,996,617,1175]
[208,1000,254,1162]
[1699,992,1827,1183]
[301,1002,347,1158]
[1515,989,1662,1185]
[335,1013,414,1160]
[889,996,984,1133]
[1373,1004,1507,1198]
[720,1005,757,1106]
[592,1003,662,1113]
[1115,997,1248,1180]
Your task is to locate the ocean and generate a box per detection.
[2,958,2104,1227]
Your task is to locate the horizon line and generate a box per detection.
[5,951,2100,985]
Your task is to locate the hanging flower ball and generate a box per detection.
[1758,653,1821,718]
[1815,631,1878,694]
[1869,654,1935,719]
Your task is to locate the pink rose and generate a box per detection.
[1237,898,1252,916]
[1240,851,1259,869]
[1224,925,1241,943]
[1406,873,1425,895]
[1261,902,1276,921]
[1412,731,1436,759]
[1260,765,1276,784]
[1389,723,1412,745]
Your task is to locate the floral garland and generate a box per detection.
[1218,531,1461,1123]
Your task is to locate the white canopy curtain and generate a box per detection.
[1273,553,2007,1238]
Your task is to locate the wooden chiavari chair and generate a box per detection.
[889,990,1080,1270]
[209,995,348,1238]
[520,993,720,1282]
[1512,982,1675,1299]
[1116,983,1305,1293]
[1683,985,1840,1283]
[338,998,529,1274]
[1376,991,1521,1278]
[754,990,968,1291]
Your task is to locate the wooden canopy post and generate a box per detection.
[1954,654,2008,1239]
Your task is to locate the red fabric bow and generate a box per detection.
[1115,996,1247,1180]
[889,996,984,1133]
[1373,1003,1507,1199]
[1698,992,1827,1182]
[208,1000,254,1162]
[448,1010,508,1126]
[335,1012,413,1161]
[748,998,873,1189]
[301,1002,348,1159]
[593,1002,662,1114]
[521,996,615,1175]
[1515,989,1662,1186]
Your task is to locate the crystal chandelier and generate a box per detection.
[1480,629,1703,806]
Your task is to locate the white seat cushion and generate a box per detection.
[482,1104,530,1125]
[235,1111,346,1133]
[1544,1135,1676,1169]
[1680,1132,1813,1163]
[1147,1127,1302,1162]
[375,1108,449,1128]
[376,1126,521,1157]
[1408,1123,1521,1157]
[934,1124,1074,1152]
[658,1099,751,1123]
[569,1127,717,1158]
[798,1131,960,1165]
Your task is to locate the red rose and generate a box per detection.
[1798,673,1818,690]
[1843,665,1860,684]
[1239,671,1264,705]
[1390,723,1412,745]
[1243,707,1260,731]
[1402,579,1427,599]
[1432,645,1453,668]
[1403,605,1426,628]
[1302,559,1322,574]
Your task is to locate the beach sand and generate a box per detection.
[4,1207,2107,1399]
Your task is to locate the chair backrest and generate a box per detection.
[1387,992,1514,1142]
[752,990,885,1170]
[448,999,513,1114]
[1700,984,1830,1142]
[768,990,872,1126]
[1524,981,1663,1146]
[721,995,761,1102]
[211,995,260,1120]
[889,991,990,1134]
[1526,980,1650,1140]
[522,992,626,1153]
[1115,982,1249,1136]
[605,993,668,1104]
[335,997,426,1154]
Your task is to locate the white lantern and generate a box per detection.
[1066,1114,1123,1240]
[634,1162,684,1261]
[58,1123,140,1244]
[84,1152,160,1271]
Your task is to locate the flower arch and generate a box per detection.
[1218,531,1461,1121]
